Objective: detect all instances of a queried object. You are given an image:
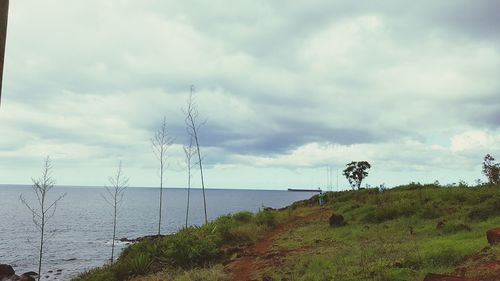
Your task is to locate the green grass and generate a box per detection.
[74,183,500,281]
[265,183,500,281]
[73,209,285,281]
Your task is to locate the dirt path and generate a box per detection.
[228,209,328,281]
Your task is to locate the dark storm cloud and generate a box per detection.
[455,95,500,129]
[196,115,410,155]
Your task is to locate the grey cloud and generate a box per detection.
[2,0,500,187]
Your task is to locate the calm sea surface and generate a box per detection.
[0,185,316,280]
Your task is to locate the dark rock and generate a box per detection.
[329,214,345,227]
[423,273,478,281]
[263,207,275,211]
[19,272,36,281]
[486,228,500,245]
[136,234,166,242]
[0,264,15,278]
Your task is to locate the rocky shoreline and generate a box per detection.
[0,265,37,281]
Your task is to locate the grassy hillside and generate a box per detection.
[73,183,500,281]
[265,183,500,280]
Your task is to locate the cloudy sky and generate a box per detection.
[0,0,499,189]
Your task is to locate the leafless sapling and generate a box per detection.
[20,156,66,281]
[151,117,174,235]
[183,85,208,224]
[102,161,129,263]
[183,136,196,228]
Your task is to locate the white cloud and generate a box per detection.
[451,130,500,152]
[0,1,499,188]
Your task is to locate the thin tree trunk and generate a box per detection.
[38,216,44,281]
[194,134,207,224]
[185,167,191,228]
[158,161,163,235]
[111,201,117,262]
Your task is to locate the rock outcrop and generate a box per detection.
[0,265,37,281]
[486,228,500,245]
[329,214,345,227]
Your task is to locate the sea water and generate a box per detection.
[0,185,316,280]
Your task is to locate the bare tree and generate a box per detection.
[20,156,66,281]
[102,161,129,263]
[151,117,174,235]
[183,137,196,228]
[183,85,208,224]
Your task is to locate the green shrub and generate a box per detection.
[362,200,418,223]
[112,261,132,280]
[129,253,153,276]
[423,247,464,267]
[228,224,265,243]
[441,223,471,234]
[255,210,277,227]
[174,265,227,281]
[467,197,500,221]
[419,206,444,219]
[233,211,254,223]
[73,266,117,281]
[161,229,218,268]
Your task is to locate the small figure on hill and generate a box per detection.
[318,190,325,207]
[378,183,386,193]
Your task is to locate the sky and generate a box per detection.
[0,0,499,190]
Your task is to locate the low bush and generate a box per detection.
[232,211,254,223]
[160,228,218,268]
[441,223,472,234]
[362,200,418,223]
[255,210,277,227]
[73,266,116,281]
[419,206,444,219]
[129,253,153,276]
[467,197,500,221]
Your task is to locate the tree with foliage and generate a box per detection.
[20,156,66,281]
[342,161,371,190]
[102,161,129,262]
[482,154,500,185]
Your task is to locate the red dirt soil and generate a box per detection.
[228,209,328,281]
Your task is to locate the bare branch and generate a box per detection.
[102,161,129,263]
[19,156,64,281]
[183,85,208,224]
[151,117,174,235]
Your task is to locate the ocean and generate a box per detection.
[0,185,317,280]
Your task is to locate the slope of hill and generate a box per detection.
[74,183,500,281]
